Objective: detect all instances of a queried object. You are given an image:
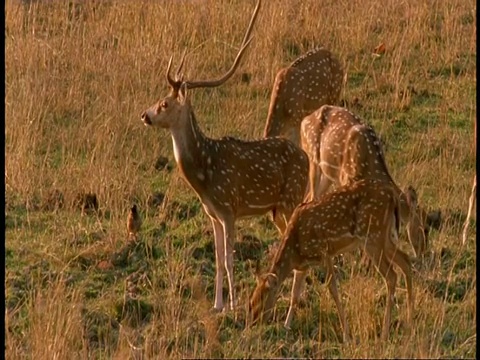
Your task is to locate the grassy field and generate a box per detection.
[5,0,476,358]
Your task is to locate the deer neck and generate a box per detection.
[268,240,297,286]
[264,79,287,137]
[169,108,211,189]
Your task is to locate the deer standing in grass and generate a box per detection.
[249,179,414,342]
[263,47,344,147]
[141,0,309,312]
[301,105,431,257]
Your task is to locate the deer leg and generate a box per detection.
[211,217,225,311]
[384,242,414,329]
[365,246,397,341]
[274,203,297,235]
[222,216,237,311]
[379,258,397,342]
[325,257,351,343]
[289,126,301,148]
[273,208,288,234]
[285,269,307,329]
[307,161,321,202]
[314,174,333,200]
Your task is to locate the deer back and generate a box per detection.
[264,48,344,139]
[290,180,398,260]
[300,105,390,185]
[196,136,309,218]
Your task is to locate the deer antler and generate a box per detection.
[184,0,261,90]
[166,56,181,90]
[166,49,187,90]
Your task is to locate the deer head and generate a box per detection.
[141,0,261,129]
[403,186,428,256]
[249,271,279,324]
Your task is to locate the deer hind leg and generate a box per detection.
[211,217,226,311]
[221,215,237,311]
[314,172,333,201]
[306,160,322,202]
[325,257,351,343]
[284,269,307,329]
[288,125,302,148]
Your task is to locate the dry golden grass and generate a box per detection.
[5,0,476,358]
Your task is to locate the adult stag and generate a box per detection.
[263,47,344,147]
[249,179,414,342]
[141,0,309,312]
[301,105,431,257]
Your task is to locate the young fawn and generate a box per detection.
[249,179,414,342]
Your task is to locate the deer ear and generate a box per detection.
[404,186,418,208]
[265,273,278,289]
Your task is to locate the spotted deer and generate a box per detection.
[263,47,344,147]
[300,105,430,257]
[249,179,414,342]
[141,0,309,312]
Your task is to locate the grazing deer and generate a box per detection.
[249,179,414,342]
[140,0,309,312]
[263,47,344,147]
[300,105,430,257]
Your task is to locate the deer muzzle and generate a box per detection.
[141,111,152,126]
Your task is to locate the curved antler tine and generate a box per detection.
[241,0,261,47]
[185,37,254,90]
[166,55,176,88]
[176,49,187,81]
[185,0,261,90]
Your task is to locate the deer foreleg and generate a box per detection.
[222,217,237,311]
[367,245,397,341]
[325,257,351,343]
[285,269,307,329]
[212,218,225,311]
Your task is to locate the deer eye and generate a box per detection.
[157,101,168,113]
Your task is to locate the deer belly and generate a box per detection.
[237,200,277,218]
[327,234,362,257]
